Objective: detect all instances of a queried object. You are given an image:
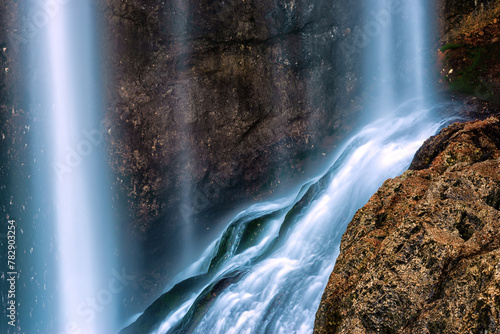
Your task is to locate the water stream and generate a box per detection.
[124,1,451,333]
[137,101,450,334]
[22,0,455,333]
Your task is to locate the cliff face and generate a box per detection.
[437,0,500,105]
[101,0,365,301]
[314,1,500,333]
[102,0,364,228]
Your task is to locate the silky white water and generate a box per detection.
[43,2,118,333]
[150,101,449,334]
[143,1,447,333]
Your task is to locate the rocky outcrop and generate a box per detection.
[100,0,365,303]
[437,0,500,105]
[437,0,500,44]
[314,117,500,333]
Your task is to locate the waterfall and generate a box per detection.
[27,1,119,333]
[18,0,453,333]
[364,0,431,115]
[131,107,451,334]
[124,1,453,333]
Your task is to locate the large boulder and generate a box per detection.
[314,117,500,333]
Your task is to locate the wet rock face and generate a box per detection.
[314,117,500,334]
[103,0,364,223]
[101,0,365,296]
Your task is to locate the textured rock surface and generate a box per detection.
[100,0,365,302]
[437,0,500,44]
[101,0,364,225]
[437,0,500,104]
[314,117,500,334]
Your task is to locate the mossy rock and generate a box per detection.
[440,43,463,52]
[444,43,500,102]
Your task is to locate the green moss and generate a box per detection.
[440,43,463,52]
[170,271,245,334]
[277,182,322,241]
[447,45,498,101]
[121,274,208,333]
[208,223,237,271]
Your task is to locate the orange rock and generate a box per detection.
[314,118,500,334]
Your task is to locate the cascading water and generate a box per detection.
[27,1,119,333]
[169,0,197,264]
[132,110,450,334]
[124,1,454,333]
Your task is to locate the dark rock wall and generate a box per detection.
[101,0,365,301]
[1,1,28,216]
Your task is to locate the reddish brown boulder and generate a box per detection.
[314,117,500,333]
